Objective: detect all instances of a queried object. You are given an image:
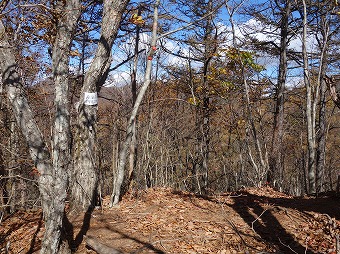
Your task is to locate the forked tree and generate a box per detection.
[0,0,129,252]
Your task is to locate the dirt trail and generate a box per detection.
[1,187,339,253]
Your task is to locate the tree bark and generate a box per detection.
[8,120,18,213]
[199,0,214,192]
[302,0,316,194]
[0,0,81,250]
[48,0,81,253]
[315,6,331,196]
[128,7,142,188]
[72,0,130,211]
[0,22,57,253]
[327,75,340,108]
[0,20,55,252]
[269,0,291,190]
[110,0,160,206]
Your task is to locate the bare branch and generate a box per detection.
[158,2,224,39]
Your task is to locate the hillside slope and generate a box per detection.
[1,187,339,253]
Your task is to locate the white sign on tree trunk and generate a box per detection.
[84,92,98,105]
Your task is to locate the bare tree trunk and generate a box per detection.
[269,0,291,189]
[316,10,330,195]
[316,75,327,195]
[195,0,216,192]
[228,3,268,185]
[243,76,269,184]
[327,75,340,108]
[1,26,58,254]
[8,120,17,213]
[128,7,142,188]
[110,0,160,206]
[0,118,6,211]
[225,0,244,47]
[0,0,81,250]
[302,0,316,194]
[48,1,81,253]
[72,0,129,211]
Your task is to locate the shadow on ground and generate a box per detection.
[172,188,339,253]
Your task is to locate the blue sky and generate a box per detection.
[98,0,278,87]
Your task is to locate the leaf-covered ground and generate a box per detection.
[1,187,339,253]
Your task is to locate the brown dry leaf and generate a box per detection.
[1,187,339,254]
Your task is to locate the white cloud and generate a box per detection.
[107,15,321,87]
[104,71,131,87]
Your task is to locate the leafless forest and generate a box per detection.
[0,0,340,253]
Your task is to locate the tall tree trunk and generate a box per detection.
[8,119,18,213]
[228,2,268,185]
[316,75,327,194]
[243,73,269,184]
[1,20,57,253]
[0,0,81,249]
[0,114,5,212]
[198,0,215,192]
[269,0,291,189]
[302,0,316,194]
[316,9,330,195]
[72,0,129,211]
[49,1,81,253]
[110,0,160,206]
[128,7,142,188]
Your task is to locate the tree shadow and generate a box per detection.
[230,193,311,253]
[27,212,43,253]
[234,191,340,220]
[85,217,166,254]
[171,189,339,220]
[63,206,94,252]
[106,228,165,254]
[0,210,43,252]
[170,188,339,253]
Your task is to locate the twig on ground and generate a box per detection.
[251,209,268,233]
[278,237,299,254]
[220,208,247,246]
[0,210,3,224]
[305,236,309,254]
[218,201,262,252]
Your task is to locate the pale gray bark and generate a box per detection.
[0,20,52,182]
[128,7,142,187]
[243,76,269,184]
[47,0,81,253]
[9,120,17,213]
[110,0,160,206]
[0,0,81,250]
[302,0,316,194]
[0,20,54,251]
[229,3,268,184]
[72,0,130,211]
[225,0,245,47]
[315,12,330,195]
[327,75,340,107]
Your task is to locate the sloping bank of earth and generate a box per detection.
[1,187,339,253]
